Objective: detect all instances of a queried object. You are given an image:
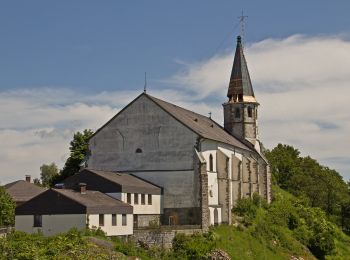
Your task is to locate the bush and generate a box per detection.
[232,193,267,226]
[172,232,216,259]
[0,187,15,227]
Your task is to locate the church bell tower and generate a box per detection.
[223,36,259,146]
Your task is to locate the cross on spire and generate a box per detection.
[238,11,248,47]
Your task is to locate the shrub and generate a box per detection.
[172,232,216,259]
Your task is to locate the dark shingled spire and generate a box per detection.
[227,36,254,101]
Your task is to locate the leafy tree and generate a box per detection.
[0,186,15,227]
[40,163,59,187]
[266,143,350,232]
[52,129,94,184]
[265,144,301,188]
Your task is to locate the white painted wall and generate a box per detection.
[208,207,222,226]
[88,214,133,236]
[107,192,162,215]
[15,214,86,236]
[207,171,219,205]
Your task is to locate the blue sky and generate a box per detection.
[1,1,349,92]
[1,1,350,183]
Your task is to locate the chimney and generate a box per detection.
[25,175,31,183]
[79,183,87,194]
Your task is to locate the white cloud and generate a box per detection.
[1,34,350,184]
[168,34,350,180]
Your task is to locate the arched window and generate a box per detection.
[135,148,142,153]
[235,108,240,118]
[248,106,253,118]
[209,154,213,172]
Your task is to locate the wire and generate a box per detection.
[209,20,241,57]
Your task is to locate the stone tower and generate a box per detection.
[223,36,259,146]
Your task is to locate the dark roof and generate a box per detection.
[4,180,47,203]
[55,189,133,214]
[146,94,252,151]
[63,169,162,195]
[16,188,132,215]
[227,36,255,98]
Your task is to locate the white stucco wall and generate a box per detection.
[208,207,222,226]
[88,214,133,236]
[106,192,162,215]
[207,171,219,205]
[15,214,86,236]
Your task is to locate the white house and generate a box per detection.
[63,169,162,228]
[15,186,133,236]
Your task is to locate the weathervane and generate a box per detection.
[238,11,248,47]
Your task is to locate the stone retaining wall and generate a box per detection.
[132,227,203,248]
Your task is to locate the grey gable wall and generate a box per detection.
[88,95,202,224]
[88,94,199,171]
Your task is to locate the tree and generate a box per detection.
[0,186,15,227]
[40,163,59,187]
[266,143,350,231]
[265,144,301,188]
[52,129,94,184]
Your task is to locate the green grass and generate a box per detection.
[209,225,315,260]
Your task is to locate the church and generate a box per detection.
[86,35,271,230]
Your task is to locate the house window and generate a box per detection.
[209,154,213,172]
[148,194,152,205]
[122,214,127,226]
[99,214,104,226]
[134,193,139,204]
[141,194,145,205]
[112,214,117,226]
[127,193,131,204]
[136,148,142,153]
[235,108,240,118]
[248,107,253,118]
[33,215,42,227]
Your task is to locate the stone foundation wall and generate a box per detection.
[132,227,202,248]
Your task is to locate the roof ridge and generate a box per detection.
[146,94,212,121]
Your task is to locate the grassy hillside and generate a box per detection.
[167,186,350,260]
[1,187,349,259]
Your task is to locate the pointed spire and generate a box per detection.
[227,36,255,102]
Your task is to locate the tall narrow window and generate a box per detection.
[148,194,152,205]
[134,193,139,204]
[122,214,127,226]
[248,107,253,118]
[33,215,42,227]
[209,154,213,172]
[141,194,145,205]
[99,214,104,226]
[235,108,240,118]
[127,193,131,204]
[112,214,117,226]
